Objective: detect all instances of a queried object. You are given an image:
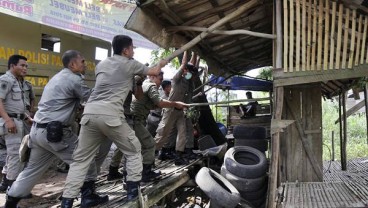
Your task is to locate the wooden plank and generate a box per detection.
[341,8,350,69]
[284,0,289,72]
[354,15,363,66]
[329,2,336,69]
[361,17,368,64]
[323,0,329,70]
[335,4,343,69]
[301,0,306,71]
[311,0,317,70]
[317,0,323,70]
[348,10,356,68]
[289,0,294,72]
[334,100,365,124]
[306,0,312,71]
[295,0,301,71]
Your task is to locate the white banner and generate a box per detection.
[0,0,157,49]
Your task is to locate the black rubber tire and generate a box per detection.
[234,139,268,152]
[224,146,267,179]
[233,126,266,140]
[221,165,266,192]
[238,179,268,201]
[195,167,241,208]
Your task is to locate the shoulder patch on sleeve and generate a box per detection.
[1,82,7,91]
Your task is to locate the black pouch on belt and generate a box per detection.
[47,121,63,143]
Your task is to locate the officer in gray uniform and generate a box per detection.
[155,51,199,166]
[61,35,167,207]
[0,55,28,192]
[5,50,108,208]
[131,73,187,182]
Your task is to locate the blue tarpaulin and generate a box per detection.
[208,75,273,92]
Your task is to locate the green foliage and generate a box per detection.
[150,48,180,69]
[208,89,237,124]
[257,67,273,80]
[322,99,368,161]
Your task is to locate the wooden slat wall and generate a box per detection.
[283,0,368,72]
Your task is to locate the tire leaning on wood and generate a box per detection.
[195,167,241,208]
[224,146,267,179]
[220,165,266,192]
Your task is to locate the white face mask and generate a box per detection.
[184,72,192,80]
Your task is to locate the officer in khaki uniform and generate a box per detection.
[131,73,187,182]
[61,35,168,207]
[5,50,108,208]
[0,55,28,192]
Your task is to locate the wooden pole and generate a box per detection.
[341,91,347,170]
[267,0,283,207]
[365,83,368,144]
[332,131,335,161]
[163,0,261,62]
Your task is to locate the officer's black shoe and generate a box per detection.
[126,181,140,201]
[107,165,124,181]
[174,151,189,166]
[4,195,21,208]
[60,197,74,208]
[0,174,8,192]
[158,148,175,161]
[141,164,161,182]
[184,148,201,160]
[81,181,109,208]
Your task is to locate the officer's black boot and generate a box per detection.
[4,195,21,208]
[107,165,124,181]
[126,181,140,201]
[141,164,161,182]
[184,148,200,160]
[158,148,175,161]
[80,181,109,208]
[174,151,189,166]
[60,197,74,208]
[0,174,8,192]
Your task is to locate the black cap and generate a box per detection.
[161,80,171,89]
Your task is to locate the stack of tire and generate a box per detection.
[221,146,268,208]
[233,126,268,154]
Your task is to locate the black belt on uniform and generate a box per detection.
[8,113,25,120]
[150,112,162,118]
[34,123,69,128]
[125,114,134,119]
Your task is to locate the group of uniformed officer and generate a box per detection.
[1,35,201,208]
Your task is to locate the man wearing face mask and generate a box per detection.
[154,51,198,166]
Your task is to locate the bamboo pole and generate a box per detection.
[361,17,367,64]
[163,0,261,62]
[354,15,362,66]
[296,0,301,71]
[307,0,312,71]
[301,0,306,71]
[283,0,289,72]
[341,91,347,170]
[335,4,343,69]
[317,0,323,70]
[341,8,350,69]
[289,0,294,72]
[348,10,356,69]
[311,0,317,70]
[323,0,329,70]
[365,83,368,144]
[329,2,336,70]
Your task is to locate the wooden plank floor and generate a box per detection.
[280,157,368,208]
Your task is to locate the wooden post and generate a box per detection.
[341,91,347,170]
[332,131,335,161]
[267,0,283,207]
[365,83,368,144]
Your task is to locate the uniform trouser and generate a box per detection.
[134,119,155,165]
[63,114,142,198]
[0,136,6,168]
[109,116,134,168]
[155,109,187,152]
[2,118,24,180]
[162,118,194,149]
[146,114,161,137]
[7,124,98,198]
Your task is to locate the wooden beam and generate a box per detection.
[365,83,368,144]
[341,91,347,170]
[273,64,368,87]
[164,0,261,62]
[167,26,276,39]
[267,0,283,207]
[334,99,365,124]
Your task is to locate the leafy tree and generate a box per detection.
[257,67,273,80]
[150,48,180,68]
